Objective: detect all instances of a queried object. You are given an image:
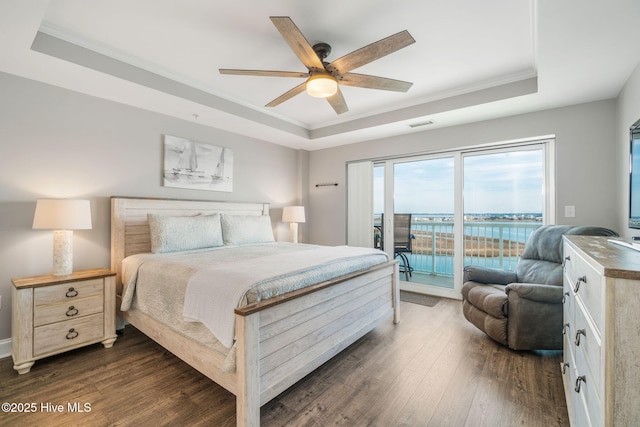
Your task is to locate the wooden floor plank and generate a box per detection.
[0,298,569,426]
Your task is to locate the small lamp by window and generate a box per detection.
[282,206,305,244]
[33,199,92,276]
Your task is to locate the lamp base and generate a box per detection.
[52,230,73,276]
[290,222,299,244]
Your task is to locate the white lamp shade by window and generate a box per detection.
[33,199,92,276]
[282,206,305,223]
[282,206,305,244]
[306,75,338,98]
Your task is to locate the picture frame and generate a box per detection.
[163,135,233,192]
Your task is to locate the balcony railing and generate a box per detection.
[376,218,541,277]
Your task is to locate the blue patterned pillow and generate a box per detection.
[148,213,223,253]
[221,214,275,245]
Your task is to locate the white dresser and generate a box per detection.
[562,236,640,426]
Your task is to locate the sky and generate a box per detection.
[374,149,544,214]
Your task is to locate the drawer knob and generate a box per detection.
[562,323,570,335]
[66,306,79,317]
[563,255,571,267]
[65,287,79,298]
[66,328,79,340]
[573,275,586,293]
[575,375,586,393]
[562,291,570,304]
[562,362,570,375]
[575,328,586,346]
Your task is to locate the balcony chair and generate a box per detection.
[461,225,617,350]
[393,214,415,281]
[374,214,416,281]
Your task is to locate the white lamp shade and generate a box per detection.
[306,75,338,98]
[33,199,92,230]
[282,206,305,223]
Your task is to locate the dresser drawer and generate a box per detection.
[575,343,603,427]
[34,278,103,306]
[33,313,104,356]
[573,254,603,334]
[563,244,577,285]
[562,277,574,335]
[574,302,602,395]
[574,394,592,427]
[562,332,576,387]
[33,294,103,327]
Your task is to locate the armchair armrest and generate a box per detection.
[463,265,517,285]
[505,283,563,304]
[504,283,564,350]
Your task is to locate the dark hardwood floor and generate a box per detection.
[0,298,569,426]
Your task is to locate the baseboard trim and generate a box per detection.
[0,338,12,359]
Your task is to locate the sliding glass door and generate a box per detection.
[394,156,456,290]
[463,148,546,271]
[355,139,553,298]
[373,154,457,297]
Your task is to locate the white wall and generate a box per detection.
[0,72,304,342]
[308,99,618,246]
[616,62,640,238]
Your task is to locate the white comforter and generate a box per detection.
[121,243,388,347]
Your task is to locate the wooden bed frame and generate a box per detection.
[110,196,399,426]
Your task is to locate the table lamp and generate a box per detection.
[32,199,92,276]
[282,206,305,244]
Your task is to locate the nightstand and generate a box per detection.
[11,268,117,374]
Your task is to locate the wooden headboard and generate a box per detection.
[110,196,270,290]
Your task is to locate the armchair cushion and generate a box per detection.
[515,258,563,286]
[463,265,517,285]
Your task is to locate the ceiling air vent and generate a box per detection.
[409,120,434,128]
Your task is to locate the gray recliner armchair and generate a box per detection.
[461,225,617,350]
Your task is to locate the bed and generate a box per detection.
[110,196,399,426]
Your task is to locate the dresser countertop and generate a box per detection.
[564,235,640,280]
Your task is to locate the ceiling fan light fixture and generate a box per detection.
[306,74,338,98]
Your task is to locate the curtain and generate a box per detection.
[347,161,374,247]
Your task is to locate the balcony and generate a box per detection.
[375,215,541,287]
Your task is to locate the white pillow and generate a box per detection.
[221,214,275,245]
[148,213,223,253]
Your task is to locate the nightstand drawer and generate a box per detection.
[34,278,103,306]
[33,294,103,327]
[33,313,104,356]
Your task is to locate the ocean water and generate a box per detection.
[401,216,542,276]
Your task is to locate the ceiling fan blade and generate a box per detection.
[270,16,325,71]
[340,73,413,92]
[219,69,309,78]
[265,82,307,107]
[328,30,415,74]
[326,88,348,115]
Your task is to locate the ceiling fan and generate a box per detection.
[219,16,415,115]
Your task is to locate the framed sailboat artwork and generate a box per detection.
[162,135,233,192]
